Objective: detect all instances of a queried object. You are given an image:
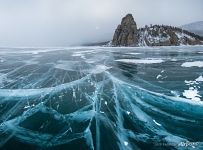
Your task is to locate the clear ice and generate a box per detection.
[0,46,203,150]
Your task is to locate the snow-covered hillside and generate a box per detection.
[181,21,203,37]
[138,25,203,46]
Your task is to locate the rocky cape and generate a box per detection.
[111,14,203,47]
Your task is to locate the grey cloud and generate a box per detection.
[0,0,202,46]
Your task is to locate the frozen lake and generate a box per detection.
[0,46,203,150]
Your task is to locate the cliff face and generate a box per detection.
[112,14,203,47]
[112,14,138,46]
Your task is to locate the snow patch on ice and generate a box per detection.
[171,59,177,62]
[32,51,39,55]
[181,61,203,67]
[183,75,203,101]
[124,141,128,146]
[156,75,162,79]
[72,53,84,57]
[171,91,180,97]
[153,120,162,126]
[24,60,38,65]
[71,50,96,58]
[0,59,5,63]
[196,76,203,82]
[54,60,79,71]
[104,101,108,105]
[127,53,141,55]
[90,65,112,74]
[126,111,131,115]
[184,80,198,85]
[115,59,164,64]
[183,88,201,101]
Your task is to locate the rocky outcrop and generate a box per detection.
[112,14,138,46]
[112,14,203,47]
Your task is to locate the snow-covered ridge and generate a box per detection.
[137,25,203,47]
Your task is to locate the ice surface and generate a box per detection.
[0,46,203,150]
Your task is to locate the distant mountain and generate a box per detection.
[181,21,203,37]
[111,14,203,47]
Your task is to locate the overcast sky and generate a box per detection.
[0,0,202,47]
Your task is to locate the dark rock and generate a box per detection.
[112,14,138,46]
[167,29,180,46]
